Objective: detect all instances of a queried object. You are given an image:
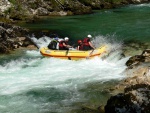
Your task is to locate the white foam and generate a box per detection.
[135,3,150,7]
[0,54,127,95]
[29,35,51,48]
[28,35,64,49]
[0,34,129,113]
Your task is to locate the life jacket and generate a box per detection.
[59,40,68,50]
[59,40,64,49]
[78,44,83,50]
[83,38,90,46]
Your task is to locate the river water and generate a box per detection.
[20,3,150,43]
[0,3,150,113]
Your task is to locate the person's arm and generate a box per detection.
[63,43,72,48]
[89,41,95,49]
[62,42,67,47]
[77,46,79,50]
[67,45,72,48]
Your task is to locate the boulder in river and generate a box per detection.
[105,84,150,113]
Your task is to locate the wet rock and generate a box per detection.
[104,48,150,113]
[111,64,150,94]
[36,7,48,16]
[126,49,150,68]
[142,49,150,62]
[49,11,67,16]
[126,55,144,67]
[0,22,37,54]
[26,45,37,49]
[124,66,150,85]
[122,40,150,57]
[98,105,105,113]
[105,84,150,113]
[64,0,92,15]
[0,0,12,13]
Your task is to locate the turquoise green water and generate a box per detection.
[0,3,150,113]
[20,4,150,42]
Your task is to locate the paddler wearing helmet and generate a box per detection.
[77,40,83,50]
[82,34,95,50]
[59,37,72,50]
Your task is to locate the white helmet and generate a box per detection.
[87,34,92,38]
[64,37,69,40]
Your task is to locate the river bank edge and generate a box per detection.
[0,0,150,23]
[0,1,150,113]
[104,49,150,113]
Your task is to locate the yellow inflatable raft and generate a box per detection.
[40,45,107,60]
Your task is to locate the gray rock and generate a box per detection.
[0,22,36,54]
[105,84,150,113]
[36,7,48,16]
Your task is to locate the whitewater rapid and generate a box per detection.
[0,35,129,113]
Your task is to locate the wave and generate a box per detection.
[0,34,128,113]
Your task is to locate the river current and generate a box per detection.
[0,3,150,113]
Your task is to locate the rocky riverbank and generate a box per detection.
[0,0,150,23]
[105,84,150,113]
[104,49,150,113]
[74,49,150,113]
[0,22,37,54]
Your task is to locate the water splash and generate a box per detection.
[132,3,150,7]
[0,34,128,113]
[29,35,51,48]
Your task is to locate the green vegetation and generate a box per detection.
[0,17,12,23]
[59,0,65,4]
[28,3,38,9]
[8,0,16,4]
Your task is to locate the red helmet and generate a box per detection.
[78,40,82,44]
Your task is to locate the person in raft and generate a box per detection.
[82,34,95,51]
[59,37,72,50]
[77,40,83,50]
[47,37,59,50]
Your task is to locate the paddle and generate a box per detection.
[86,49,94,59]
[65,46,73,56]
[66,49,69,55]
[65,47,74,60]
